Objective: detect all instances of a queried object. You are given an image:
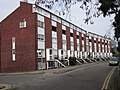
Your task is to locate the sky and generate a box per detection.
[0,0,115,38]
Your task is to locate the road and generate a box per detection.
[0,62,116,90]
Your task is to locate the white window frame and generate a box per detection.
[12,37,16,61]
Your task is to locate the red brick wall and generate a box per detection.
[100,39,102,52]
[79,32,82,51]
[84,34,86,52]
[0,2,37,72]
[73,30,77,51]
[45,17,52,48]
[109,41,111,53]
[66,27,70,50]
[57,23,62,49]
[96,38,99,52]
[104,40,106,53]
[107,41,109,53]
[92,37,94,52]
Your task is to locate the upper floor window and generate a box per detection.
[19,19,26,28]
[38,21,44,28]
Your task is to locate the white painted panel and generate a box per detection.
[94,37,96,40]
[70,24,74,29]
[66,22,69,27]
[43,10,50,18]
[62,25,66,30]
[82,40,84,44]
[82,33,84,37]
[75,51,77,58]
[13,54,15,61]
[38,27,44,35]
[12,43,15,49]
[38,41,45,49]
[52,43,57,49]
[70,37,73,42]
[52,20,57,27]
[37,14,44,22]
[70,29,73,33]
[62,34,66,40]
[89,36,91,39]
[52,31,57,37]
[77,39,79,43]
[77,31,79,35]
[89,42,92,46]
[63,44,66,50]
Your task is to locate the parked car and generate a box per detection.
[109,57,119,66]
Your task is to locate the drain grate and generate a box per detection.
[0,84,11,90]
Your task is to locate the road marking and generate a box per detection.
[0,84,11,90]
[101,67,116,90]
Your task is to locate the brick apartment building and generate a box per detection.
[0,1,112,72]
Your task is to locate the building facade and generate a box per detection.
[0,1,112,72]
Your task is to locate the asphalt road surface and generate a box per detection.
[0,62,116,90]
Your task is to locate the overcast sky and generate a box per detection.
[0,0,115,38]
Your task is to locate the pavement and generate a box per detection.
[0,62,102,76]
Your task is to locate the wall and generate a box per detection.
[0,2,37,72]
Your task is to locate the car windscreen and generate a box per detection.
[111,57,119,61]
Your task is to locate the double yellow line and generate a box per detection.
[101,67,116,90]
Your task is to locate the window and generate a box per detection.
[50,49,52,55]
[19,20,26,28]
[12,37,16,61]
[52,26,56,31]
[38,21,44,28]
[62,30,66,34]
[38,34,45,41]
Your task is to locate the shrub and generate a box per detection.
[69,57,77,66]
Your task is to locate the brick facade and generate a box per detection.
[0,2,112,72]
[0,2,37,72]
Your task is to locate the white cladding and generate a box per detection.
[52,15,61,23]
[37,14,44,22]
[62,25,66,30]
[70,28,73,33]
[77,31,79,35]
[33,5,50,18]
[62,20,69,27]
[52,20,57,27]
[38,27,44,35]
[38,41,45,49]
[33,4,112,60]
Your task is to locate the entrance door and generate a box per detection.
[38,58,46,70]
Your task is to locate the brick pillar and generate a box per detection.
[92,37,94,52]
[96,38,99,52]
[100,39,102,52]
[45,17,52,48]
[107,41,109,53]
[84,34,86,52]
[66,27,70,50]
[104,40,106,53]
[73,30,77,51]
[57,23,62,49]
[79,32,82,51]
